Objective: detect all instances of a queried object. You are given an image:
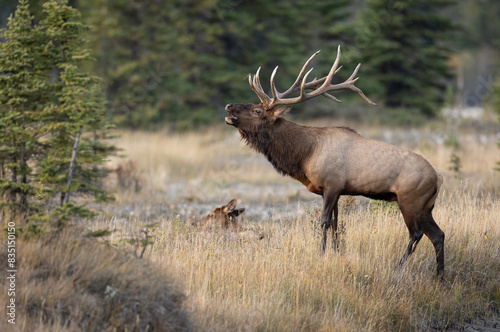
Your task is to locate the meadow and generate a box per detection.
[2,119,499,331]
[96,119,499,331]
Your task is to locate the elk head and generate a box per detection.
[225,46,376,131]
[192,199,245,230]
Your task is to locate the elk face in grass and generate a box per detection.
[193,199,245,231]
[225,46,446,280]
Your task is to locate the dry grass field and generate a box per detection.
[95,121,499,331]
[2,120,499,331]
[0,228,190,332]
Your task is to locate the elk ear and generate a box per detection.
[228,208,245,218]
[272,106,292,118]
[223,199,237,213]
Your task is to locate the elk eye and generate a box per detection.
[252,109,262,116]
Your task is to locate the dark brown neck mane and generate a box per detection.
[238,118,316,182]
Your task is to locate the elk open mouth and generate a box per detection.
[225,107,238,126]
[225,116,237,125]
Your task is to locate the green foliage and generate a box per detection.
[369,200,400,215]
[18,222,44,239]
[46,202,96,227]
[458,0,500,48]
[79,0,355,129]
[37,0,114,206]
[358,0,458,117]
[444,134,460,149]
[87,228,112,237]
[0,0,114,224]
[3,1,498,130]
[4,221,44,240]
[448,150,462,179]
[0,0,47,218]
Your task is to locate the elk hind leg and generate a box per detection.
[421,212,445,280]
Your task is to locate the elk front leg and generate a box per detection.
[332,202,339,250]
[397,204,424,267]
[320,190,340,252]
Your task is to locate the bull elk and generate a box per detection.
[225,47,445,280]
[192,199,246,231]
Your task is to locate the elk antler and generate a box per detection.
[248,46,376,110]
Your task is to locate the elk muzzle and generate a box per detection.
[225,104,238,126]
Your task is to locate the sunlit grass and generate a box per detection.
[8,125,498,331]
[108,124,500,197]
[97,126,500,331]
[0,228,189,332]
[132,189,498,331]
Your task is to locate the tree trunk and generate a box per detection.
[11,155,17,203]
[20,141,27,211]
[63,125,83,205]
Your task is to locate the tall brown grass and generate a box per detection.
[143,189,499,331]
[0,228,190,331]
[108,125,500,195]
[4,124,498,331]
[98,126,499,331]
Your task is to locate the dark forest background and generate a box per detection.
[1,0,499,130]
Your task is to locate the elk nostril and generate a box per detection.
[225,104,232,110]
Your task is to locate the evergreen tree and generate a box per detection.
[0,0,79,27]
[0,0,113,225]
[460,0,500,49]
[80,0,183,128]
[80,0,355,129]
[0,0,46,221]
[358,0,457,116]
[35,0,114,224]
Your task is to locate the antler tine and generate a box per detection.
[254,67,261,85]
[300,68,315,98]
[348,63,361,81]
[334,65,343,76]
[278,50,321,98]
[321,45,342,89]
[251,67,272,104]
[345,63,377,105]
[250,73,263,102]
[253,67,264,95]
[322,93,342,103]
[351,86,377,105]
[270,66,279,102]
